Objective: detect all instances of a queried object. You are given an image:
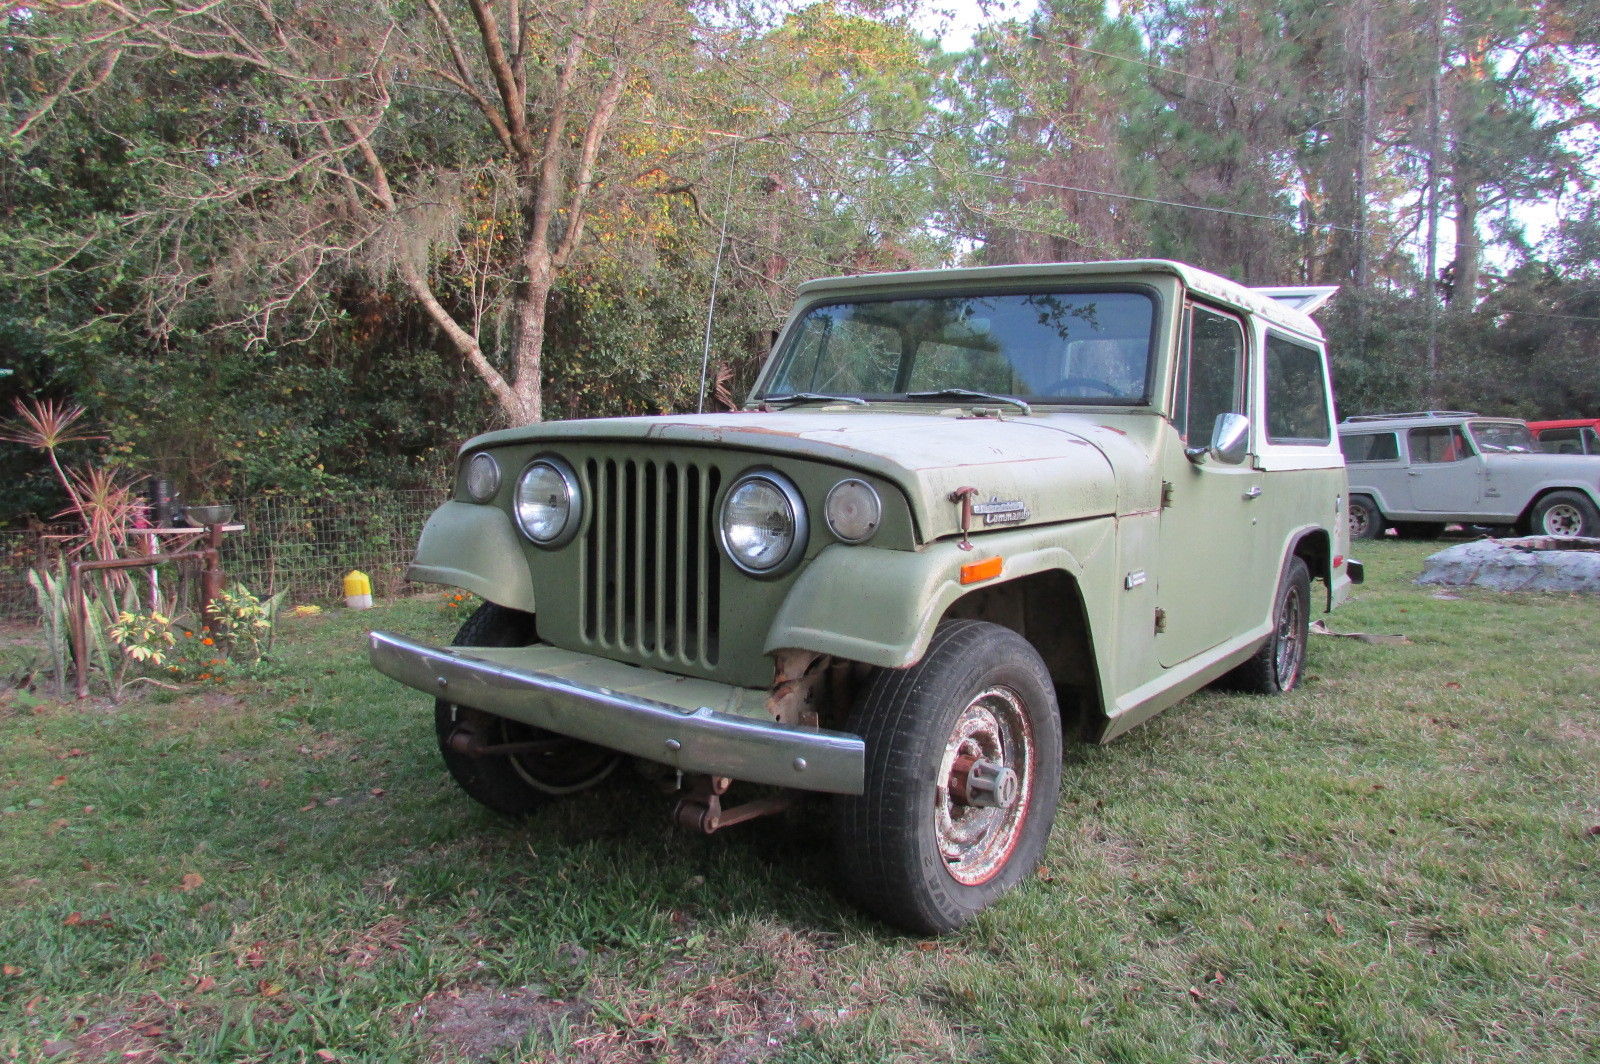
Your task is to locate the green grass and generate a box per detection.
[1,541,1596,1063]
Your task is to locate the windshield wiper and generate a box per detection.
[759,392,868,406]
[902,389,1032,414]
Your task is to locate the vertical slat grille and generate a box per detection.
[581,455,720,666]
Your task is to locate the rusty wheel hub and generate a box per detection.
[934,686,1035,886]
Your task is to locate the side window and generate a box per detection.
[1409,425,1471,463]
[1539,428,1580,454]
[1264,333,1332,444]
[1175,305,1245,443]
[1341,432,1399,463]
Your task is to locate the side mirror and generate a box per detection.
[1185,412,1251,465]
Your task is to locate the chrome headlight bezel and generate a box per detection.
[823,478,882,544]
[463,451,501,502]
[718,469,808,578]
[514,455,583,548]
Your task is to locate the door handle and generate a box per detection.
[1243,486,1262,500]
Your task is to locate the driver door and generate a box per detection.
[1157,304,1262,667]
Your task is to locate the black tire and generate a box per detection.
[435,603,619,815]
[1393,521,1446,540]
[1530,491,1600,538]
[1222,556,1311,695]
[1347,495,1382,540]
[834,619,1063,934]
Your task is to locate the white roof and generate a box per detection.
[797,259,1334,341]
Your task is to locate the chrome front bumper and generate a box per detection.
[369,631,865,794]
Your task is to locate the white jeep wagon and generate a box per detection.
[1338,411,1600,539]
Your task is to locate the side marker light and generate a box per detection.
[960,556,1003,585]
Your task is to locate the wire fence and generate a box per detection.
[0,489,444,624]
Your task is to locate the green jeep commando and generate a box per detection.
[371,260,1361,933]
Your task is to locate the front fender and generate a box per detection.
[766,517,1117,670]
[407,501,537,614]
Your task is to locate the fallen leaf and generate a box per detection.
[81,805,95,814]
[2,964,21,976]
[315,1051,338,1062]
[915,941,937,952]
[299,802,317,812]
[1187,987,1205,1001]
[242,950,265,968]
[65,749,84,758]
[193,975,216,992]
[369,787,386,797]
[50,775,67,788]
[258,980,283,997]
[178,873,204,892]
[142,953,166,971]
[1444,681,1462,689]
[1588,825,1600,837]
[63,912,84,927]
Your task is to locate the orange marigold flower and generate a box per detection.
[202,637,215,646]
[184,631,194,638]
[199,673,211,680]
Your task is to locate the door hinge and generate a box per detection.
[1154,607,1167,634]
[1161,481,1174,509]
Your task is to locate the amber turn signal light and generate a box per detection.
[959,556,1003,584]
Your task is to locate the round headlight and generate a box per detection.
[719,471,807,577]
[514,457,581,547]
[464,452,501,502]
[824,478,882,544]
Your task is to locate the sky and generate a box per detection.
[912,0,1029,51]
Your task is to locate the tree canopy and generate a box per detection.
[2,0,1597,521]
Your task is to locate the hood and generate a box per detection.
[469,410,1151,541]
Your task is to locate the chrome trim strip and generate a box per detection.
[369,630,864,794]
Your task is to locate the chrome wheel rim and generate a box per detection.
[934,685,1035,886]
[1274,582,1305,687]
[1542,503,1583,537]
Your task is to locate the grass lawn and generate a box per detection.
[1,539,1595,1063]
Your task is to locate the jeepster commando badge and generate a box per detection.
[972,497,1030,526]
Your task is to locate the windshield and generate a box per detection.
[1468,420,1537,453]
[759,290,1156,404]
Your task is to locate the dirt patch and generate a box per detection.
[1551,718,1600,746]
[39,998,175,1062]
[419,926,867,1064]
[418,985,584,1063]
[565,926,851,1064]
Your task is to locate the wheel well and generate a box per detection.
[941,570,1103,741]
[1518,487,1599,530]
[1291,528,1333,609]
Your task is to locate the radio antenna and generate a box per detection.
[697,142,740,414]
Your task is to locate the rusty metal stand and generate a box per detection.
[67,524,231,700]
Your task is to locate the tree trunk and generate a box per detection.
[1453,172,1481,307]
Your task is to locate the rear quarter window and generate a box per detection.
[1264,333,1332,444]
[1340,432,1400,463]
